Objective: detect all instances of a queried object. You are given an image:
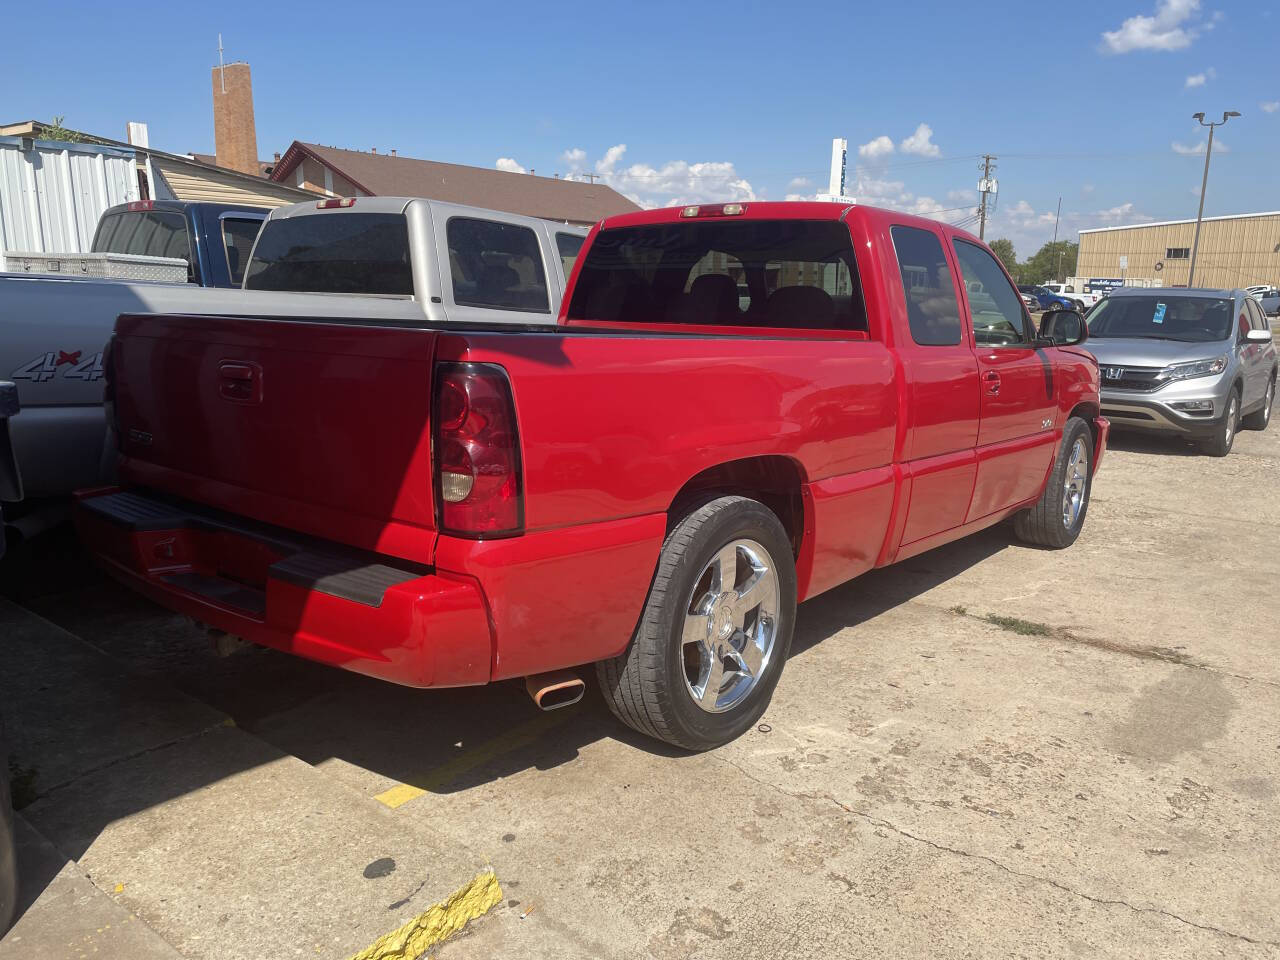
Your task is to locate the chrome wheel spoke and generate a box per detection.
[712,544,739,594]
[734,566,776,619]
[682,611,710,651]
[730,632,765,678]
[695,654,726,710]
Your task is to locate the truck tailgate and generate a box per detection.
[110,314,439,563]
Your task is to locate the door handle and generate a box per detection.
[218,360,262,403]
[983,370,1001,395]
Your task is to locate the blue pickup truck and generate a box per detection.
[90,200,268,287]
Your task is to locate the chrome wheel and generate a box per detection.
[682,539,779,714]
[1265,381,1274,426]
[1061,437,1088,530]
[1225,395,1238,446]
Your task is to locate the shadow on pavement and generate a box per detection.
[0,518,1010,909]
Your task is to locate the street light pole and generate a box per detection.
[1187,110,1239,287]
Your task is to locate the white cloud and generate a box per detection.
[1082,183,1096,195]
[583,143,755,207]
[787,176,811,189]
[1184,66,1215,87]
[1261,100,1280,113]
[1102,0,1203,52]
[596,144,628,176]
[857,135,895,160]
[899,123,941,157]
[495,157,526,174]
[1171,138,1228,155]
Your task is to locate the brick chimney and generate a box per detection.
[212,61,259,176]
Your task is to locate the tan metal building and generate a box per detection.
[1078,210,1280,289]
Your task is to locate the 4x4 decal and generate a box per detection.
[11,350,104,383]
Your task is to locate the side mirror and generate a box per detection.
[1244,328,1272,343]
[1039,310,1088,346]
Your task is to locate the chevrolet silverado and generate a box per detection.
[76,201,1107,750]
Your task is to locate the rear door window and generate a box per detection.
[221,217,262,286]
[243,212,413,295]
[92,211,194,277]
[566,219,867,332]
[447,218,550,313]
[890,226,962,346]
[555,232,584,280]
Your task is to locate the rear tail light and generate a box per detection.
[127,200,154,211]
[316,197,356,209]
[433,363,523,537]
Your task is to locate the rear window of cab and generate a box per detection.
[566,220,868,333]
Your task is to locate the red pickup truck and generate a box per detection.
[76,202,1107,750]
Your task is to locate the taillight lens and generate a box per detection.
[433,363,523,537]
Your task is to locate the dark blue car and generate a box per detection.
[1017,284,1078,312]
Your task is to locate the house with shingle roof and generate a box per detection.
[268,141,639,226]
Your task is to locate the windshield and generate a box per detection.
[1086,295,1233,342]
[244,212,412,295]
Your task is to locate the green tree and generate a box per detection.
[38,116,83,144]
[988,237,1018,279]
[1023,240,1078,284]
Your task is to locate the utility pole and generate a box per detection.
[581,173,600,184]
[1187,110,1240,287]
[217,34,226,93]
[977,155,997,240]
[1052,197,1063,281]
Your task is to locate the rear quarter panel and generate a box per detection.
[436,330,901,676]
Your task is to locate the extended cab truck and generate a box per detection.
[76,202,1107,751]
[1,198,588,517]
[91,200,269,287]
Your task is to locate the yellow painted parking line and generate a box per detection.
[346,868,502,960]
[374,708,575,809]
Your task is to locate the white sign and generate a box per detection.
[1119,255,1128,269]
[978,178,998,194]
[829,139,848,198]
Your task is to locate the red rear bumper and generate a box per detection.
[74,489,493,688]
[74,488,667,688]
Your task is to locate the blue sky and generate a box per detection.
[4,0,1276,256]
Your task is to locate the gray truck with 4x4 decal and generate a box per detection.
[1,197,587,533]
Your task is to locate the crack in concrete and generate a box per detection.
[714,754,1278,949]
[926,600,1280,691]
[31,720,232,802]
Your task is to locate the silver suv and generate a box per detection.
[1086,288,1276,456]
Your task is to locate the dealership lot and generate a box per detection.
[2,420,1278,959]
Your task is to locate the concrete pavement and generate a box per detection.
[2,418,1277,958]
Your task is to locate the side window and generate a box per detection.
[891,225,962,346]
[555,232,584,279]
[952,240,1030,346]
[447,217,550,313]
[221,217,262,286]
[1249,299,1267,331]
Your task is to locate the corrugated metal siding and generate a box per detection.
[153,158,312,208]
[0,136,139,255]
[1078,213,1280,288]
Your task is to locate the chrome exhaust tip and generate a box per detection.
[524,670,585,711]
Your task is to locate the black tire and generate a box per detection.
[596,496,797,751]
[1013,417,1094,549]
[1242,373,1275,431]
[1200,388,1240,456]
